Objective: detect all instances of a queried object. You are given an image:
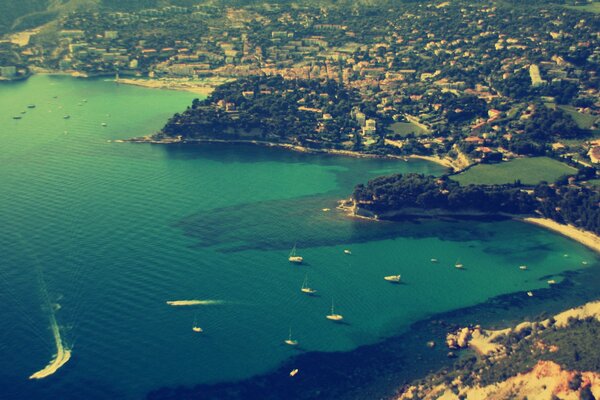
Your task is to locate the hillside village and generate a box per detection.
[1,0,599,170]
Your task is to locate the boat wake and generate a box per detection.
[29,303,71,380]
[166,300,224,306]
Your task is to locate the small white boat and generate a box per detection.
[455,259,464,269]
[431,258,438,263]
[527,291,534,297]
[101,122,107,127]
[582,261,588,265]
[290,369,299,377]
[322,208,330,212]
[301,274,317,294]
[519,265,528,270]
[384,275,402,283]
[326,300,343,321]
[63,115,70,119]
[284,327,298,346]
[288,244,303,264]
[344,249,352,255]
[192,315,203,333]
[548,279,556,285]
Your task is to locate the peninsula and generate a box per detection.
[345,172,600,252]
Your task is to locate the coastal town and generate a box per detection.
[2,1,600,399]
[1,0,599,170]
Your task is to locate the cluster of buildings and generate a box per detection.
[2,0,598,161]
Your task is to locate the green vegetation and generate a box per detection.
[559,105,598,130]
[565,2,600,14]
[159,75,388,152]
[584,179,600,187]
[353,171,600,233]
[389,122,428,137]
[479,319,600,385]
[418,318,600,395]
[451,157,577,186]
[353,173,537,215]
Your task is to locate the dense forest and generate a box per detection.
[352,173,600,234]
[160,75,372,150]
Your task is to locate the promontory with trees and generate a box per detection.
[350,173,600,235]
[156,75,384,152]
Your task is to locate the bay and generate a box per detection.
[0,75,597,400]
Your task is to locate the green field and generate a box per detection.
[559,105,598,130]
[390,121,429,137]
[565,2,600,14]
[584,179,600,187]
[451,157,577,186]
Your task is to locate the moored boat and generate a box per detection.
[288,244,303,264]
[384,275,401,283]
[326,299,343,321]
[284,327,298,346]
[300,274,317,294]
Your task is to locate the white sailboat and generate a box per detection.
[384,274,402,283]
[326,299,343,321]
[301,274,317,294]
[284,327,298,346]
[289,244,303,264]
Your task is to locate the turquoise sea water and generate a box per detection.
[0,75,598,400]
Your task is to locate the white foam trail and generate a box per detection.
[166,300,224,306]
[29,303,71,379]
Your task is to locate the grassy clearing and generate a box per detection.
[558,105,598,130]
[565,2,600,14]
[451,157,577,186]
[584,179,600,187]
[389,121,429,137]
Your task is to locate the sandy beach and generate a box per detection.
[117,77,232,96]
[522,217,600,254]
[408,154,455,171]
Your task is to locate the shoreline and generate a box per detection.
[122,136,414,161]
[337,204,600,255]
[146,262,600,400]
[27,70,228,95]
[521,217,600,254]
[408,154,456,171]
[116,77,229,95]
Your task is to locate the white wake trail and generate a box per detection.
[166,300,225,306]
